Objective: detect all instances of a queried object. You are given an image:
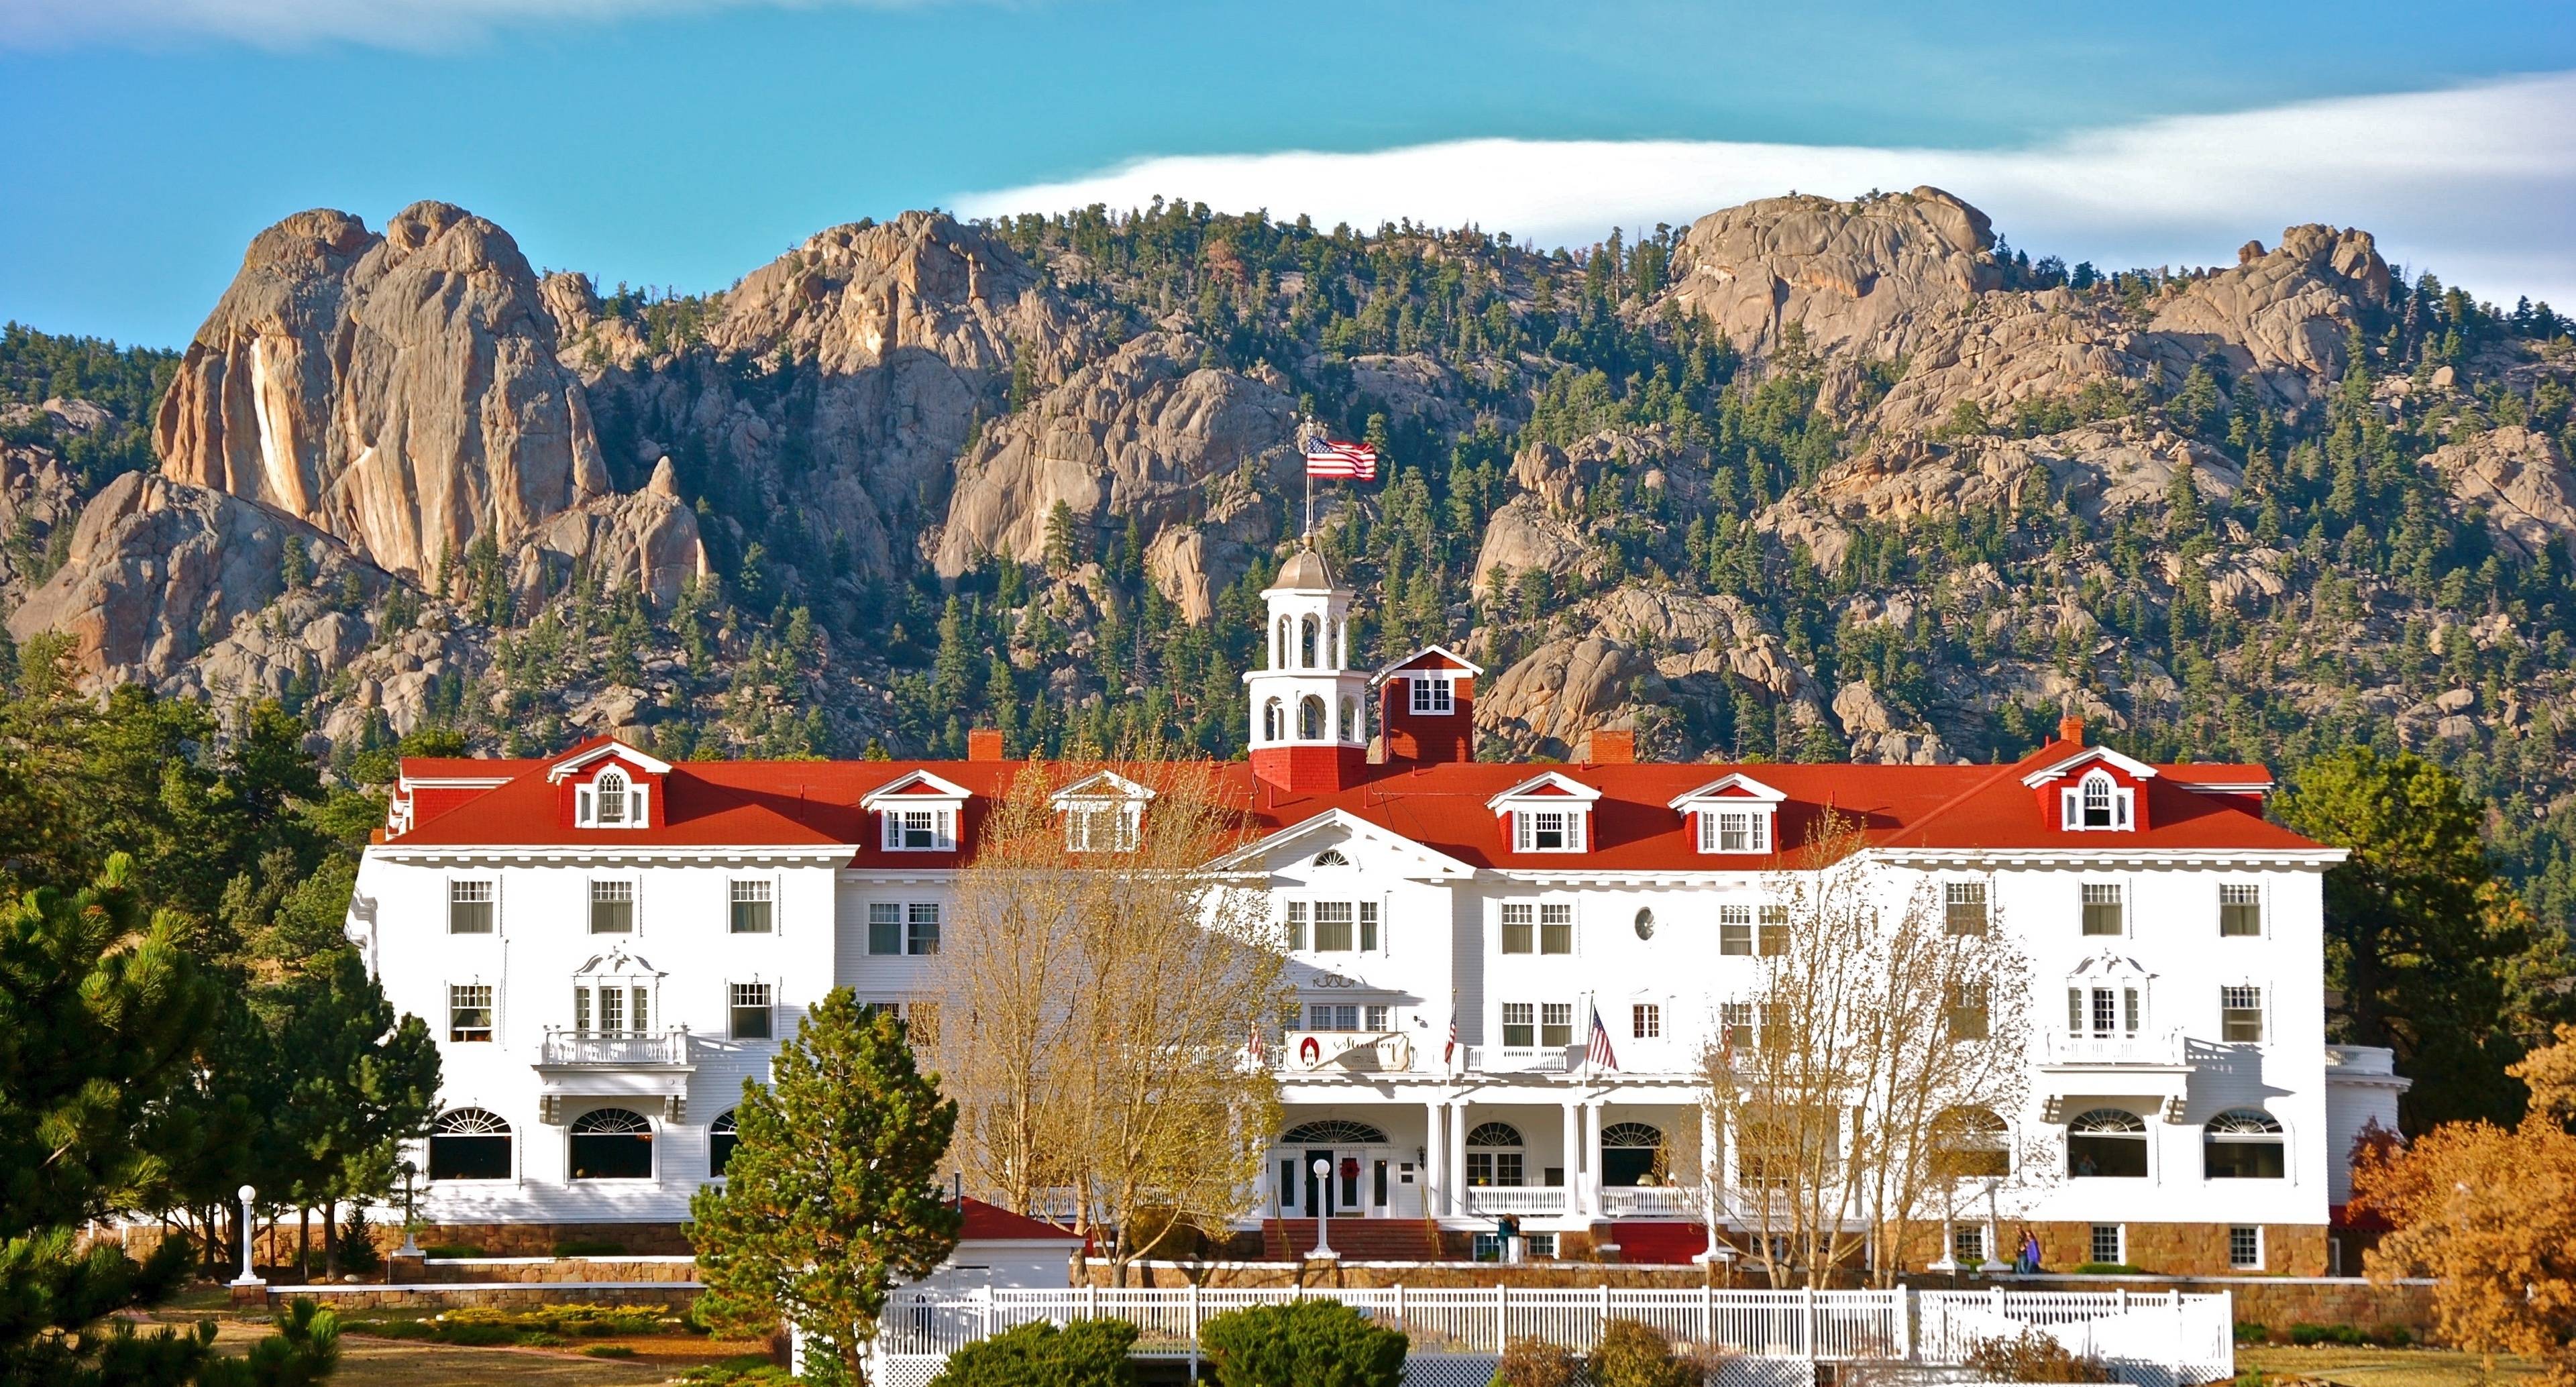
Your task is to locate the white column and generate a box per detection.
[1448,1101,1469,1216]
[1424,1100,1446,1217]
[1697,1103,1723,1260]
[1561,1100,1582,1217]
[1585,1099,1608,1218]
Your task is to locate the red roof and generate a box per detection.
[386,736,2324,865]
[959,1197,1081,1242]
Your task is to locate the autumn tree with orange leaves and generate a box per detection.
[2353,1024,2576,1382]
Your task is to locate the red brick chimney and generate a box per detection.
[967,728,1006,762]
[1584,728,1635,765]
[2058,714,2085,746]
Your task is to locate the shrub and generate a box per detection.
[927,1318,1139,1387]
[345,1319,434,1341]
[2233,1321,2267,1344]
[1586,1319,1709,1387]
[584,1344,639,1358]
[422,1243,487,1259]
[1491,1335,1579,1387]
[553,1238,629,1258]
[516,1331,567,1348]
[1963,1329,2114,1383]
[1200,1299,1407,1387]
[681,1358,798,1385]
[2371,1324,2414,1347]
[2068,1262,2145,1276]
[437,1322,517,1347]
[2288,1323,2369,1347]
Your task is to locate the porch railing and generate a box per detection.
[869,1284,2233,1382]
[538,1028,690,1066]
[1597,1186,1701,1217]
[1458,1186,1566,1215]
[1458,1044,1576,1074]
[2039,1030,2186,1066]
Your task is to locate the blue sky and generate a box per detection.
[7,0,2576,347]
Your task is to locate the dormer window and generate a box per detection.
[885,807,955,852]
[861,770,973,854]
[2063,771,2134,831]
[576,767,649,829]
[1669,774,1786,856]
[1698,810,1771,854]
[1515,809,1583,852]
[1410,677,1455,715]
[1051,771,1153,854]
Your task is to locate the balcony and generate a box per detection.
[2039,1030,2186,1068]
[540,1028,692,1066]
[1461,1186,1567,1215]
[1599,1186,1703,1217]
[1460,1045,1578,1075]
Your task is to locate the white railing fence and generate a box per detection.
[1459,1187,1569,1215]
[869,1285,2230,1384]
[537,1028,690,1065]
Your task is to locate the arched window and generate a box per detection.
[708,1109,740,1178]
[2203,1109,2286,1180]
[568,1107,654,1180]
[1263,698,1284,742]
[1601,1123,1664,1187]
[427,1108,513,1181]
[1281,1120,1389,1145]
[2065,1107,2148,1178]
[1931,1107,2011,1180]
[2080,773,2112,828]
[1275,616,1290,669]
[1340,697,1358,743]
[2065,769,2131,831]
[1311,849,1350,869]
[594,769,629,825]
[1298,695,1326,740]
[1465,1122,1523,1188]
[1299,614,1320,668]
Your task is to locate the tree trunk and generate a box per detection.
[299,1205,311,1279]
[323,1199,339,1278]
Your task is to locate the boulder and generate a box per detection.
[2426,425,2576,561]
[1475,634,1665,759]
[1665,187,2000,360]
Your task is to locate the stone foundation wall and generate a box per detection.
[2018,1221,2329,1276]
[265,1285,700,1311]
[417,1258,699,1284]
[407,1223,693,1257]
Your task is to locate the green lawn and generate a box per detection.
[2240,1344,2544,1385]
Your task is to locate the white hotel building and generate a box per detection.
[352,550,2403,1273]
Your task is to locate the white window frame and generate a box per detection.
[1513,808,1587,853]
[447,983,494,1043]
[729,981,775,1040]
[729,878,775,934]
[1410,676,1455,715]
[882,805,958,852]
[2061,770,2135,832]
[1697,808,1773,854]
[589,878,637,935]
[576,767,651,830]
[2219,881,2265,937]
[2229,1225,2264,1270]
[2220,984,2266,1043]
[448,878,497,935]
[1632,1003,1661,1040]
[2089,1223,2126,1266]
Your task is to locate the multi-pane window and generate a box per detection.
[1540,903,1572,955]
[1700,810,1769,853]
[1721,1003,1755,1049]
[448,985,493,1042]
[1285,901,1309,950]
[589,880,635,934]
[2090,1225,2125,1265]
[1758,905,1790,956]
[1064,804,1139,852]
[867,901,940,955]
[1719,905,1754,956]
[869,902,904,955]
[2229,1225,2263,1269]
[883,807,955,851]
[1366,1003,1389,1031]
[2220,884,2263,937]
[1501,1003,1536,1048]
[1410,677,1454,714]
[1501,903,1534,954]
[1540,1003,1574,1048]
[1946,983,1989,1042]
[1307,1003,1389,1032]
[1951,1225,1986,1266]
[1632,1004,1661,1040]
[1760,1001,1792,1049]
[2080,883,2123,936]
[596,987,625,1032]
[448,880,495,934]
[2070,985,2143,1037]
[729,880,773,934]
[2221,986,2265,1042]
[907,902,941,956]
[571,985,651,1033]
[1944,881,1988,936]
[1314,902,1354,951]
[730,983,773,1040]
[1514,810,1582,852]
[1359,903,1379,952]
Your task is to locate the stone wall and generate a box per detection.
[2018,1220,2330,1276]
[264,1285,700,1311]
[417,1257,699,1284]
[408,1222,693,1256]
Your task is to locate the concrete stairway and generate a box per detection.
[1260,1218,1442,1262]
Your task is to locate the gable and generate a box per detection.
[1208,809,1476,881]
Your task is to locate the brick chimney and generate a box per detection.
[2058,714,2085,746]
[967,728,1006,762]
[1584,728,1635,764]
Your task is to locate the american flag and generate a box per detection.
[1587,1004,1619,1072]
[1303,435,1379,480]
[1443,1011,1458,1067]
[1247,1023,1269,1067]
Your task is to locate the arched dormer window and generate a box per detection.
[1298,695,1326,740]
[577,766,648,829]
[2063,769,2133,831]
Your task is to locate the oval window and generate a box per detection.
[1633,907,1656,940]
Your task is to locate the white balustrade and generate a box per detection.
[1458,1186,1566,1215]
[1597,1186,1701,1217]
[538,1028,689,1065]
[1457,1045,1575,1074]
[2040,1029,2186,1066]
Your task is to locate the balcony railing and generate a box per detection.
[1460,1045,1576,1074]
[539,1028,690,1066]
[1599,1186,1703,1217]
[1460,1186,1568,1215]
[2039,1030,2186,1067]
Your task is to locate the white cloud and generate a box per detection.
[956,72,2576,310]
[0,0,927,50]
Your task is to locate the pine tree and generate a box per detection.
[690,991,961,1384]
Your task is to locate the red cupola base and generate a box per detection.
[1251,744,1369,796]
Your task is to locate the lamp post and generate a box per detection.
[231,1184,263,1288]
[396,1159,421,1257]
[1309,1159,1338,1261]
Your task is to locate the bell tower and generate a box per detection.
[1244,547,1369,795]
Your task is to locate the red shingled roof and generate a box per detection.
[387,736,2323,863]
[959,1197,1081,1242]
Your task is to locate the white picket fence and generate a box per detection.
[865,1284,2232,1386]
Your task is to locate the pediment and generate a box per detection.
[859,770,973,809]
[1205,809,1475,881]
[546,738,672,783]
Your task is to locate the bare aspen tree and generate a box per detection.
[1698,812,2033,1288]
[930,752,1287,1284]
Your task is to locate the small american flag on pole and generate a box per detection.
[1303,435,1379,481]
[1444,1011,1458,1067]
[1247,1023,1269,1067]
[1587,1003,1619,1072]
